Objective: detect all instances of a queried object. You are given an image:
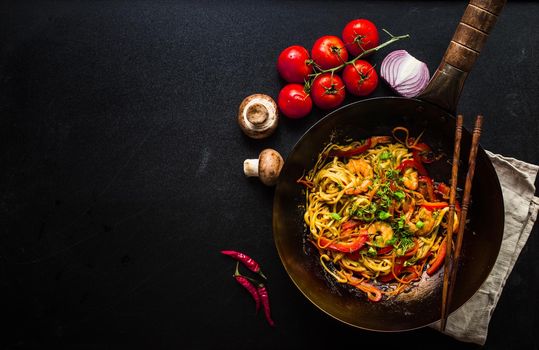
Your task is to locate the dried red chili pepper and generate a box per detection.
[233,262,260,313]
[221,250,266,279]
[256,284,275,327]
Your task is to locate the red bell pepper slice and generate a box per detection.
[379,240,420,283]
[378,273,395,283]
[377,246,393,255]
[412,156,429,176]
[400,266,420,283]
[434,183,462,212]
[401,142,432,176]
[341,219,360,232]
[396,159,415,172]
[426,238,447,276]
[378,258,404,282]
[318,234,369,253]
[421,201,449,211]
[435,182,450,198]
[346,250,361,261]
[396,159,428,177]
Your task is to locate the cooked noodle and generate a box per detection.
[298,128,459,302]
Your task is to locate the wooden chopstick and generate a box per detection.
[440,114,484,331]
[440,114,463,331]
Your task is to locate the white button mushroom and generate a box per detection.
[243,148,284,186]
[237,94,279,139]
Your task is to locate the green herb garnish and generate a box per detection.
[379,151,391,160]
[350,202,377,222]
[396,237,415,256]
[367,247,377,257]
[330,213,342,221]
[378,211,391,220]
[386,236,398,246]
[393,191,405,200]
[385,169,400,180]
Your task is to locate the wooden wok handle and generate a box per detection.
[418,0,506,113]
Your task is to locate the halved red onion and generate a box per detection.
[380,50,430,98]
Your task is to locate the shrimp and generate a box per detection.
[402,167,418,190]
[347,159,374,178]
[368,221,394,247]
[344,178,372,195]
[407,207,435,236]
[345,159,374,194]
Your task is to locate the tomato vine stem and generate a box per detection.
[306,30,410,88]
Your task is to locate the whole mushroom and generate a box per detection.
[243,149,284,186]
[237,94,279,139]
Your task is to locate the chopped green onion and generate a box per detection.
[386,236,398,246]
[394,191,405,200]
[397,215,406,229]
[378,211,391,220]
[385,169,400,179]
[379,151,391,160]
[330,213,342,221]
[367,247,377,256]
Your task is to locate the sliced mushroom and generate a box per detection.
[243,148,284,186]
[237,94,279,139]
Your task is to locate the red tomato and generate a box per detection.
[277,83,312,119]
[277,45,314,83]
[311,36,349,70]
[341,19,380,57]
[311,73,346,110]
[342,60,378,96]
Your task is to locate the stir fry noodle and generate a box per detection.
[298,127,459,302]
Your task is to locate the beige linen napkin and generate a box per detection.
[431,151,539,345]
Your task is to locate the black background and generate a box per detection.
[1,1,538,349]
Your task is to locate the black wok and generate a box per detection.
[273,0,506,331]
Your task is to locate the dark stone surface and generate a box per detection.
[1,1,537,349]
